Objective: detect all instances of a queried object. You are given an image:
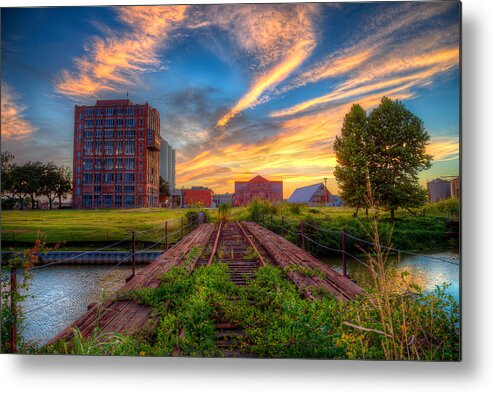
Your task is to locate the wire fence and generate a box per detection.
[1,214,202,338]
[255,215,459,269]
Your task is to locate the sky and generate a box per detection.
[0,2,460,198]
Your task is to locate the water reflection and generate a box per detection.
[322,251,460,302]
[15,265,140,347]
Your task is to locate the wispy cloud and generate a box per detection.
[1,82,38,140]
[427,136,460,162]
[208,4,318,127]
[54,5,188,99]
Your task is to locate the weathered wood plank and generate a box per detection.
[242,222,363,301]
[47,223,215,345]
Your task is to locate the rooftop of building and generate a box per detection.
[287,183,330,204]
[235,175,282,184]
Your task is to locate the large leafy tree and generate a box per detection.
[333,104,369,217]
[333,97,432,220]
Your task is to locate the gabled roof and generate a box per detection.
[248,175,269,183]
[287,183,325,203]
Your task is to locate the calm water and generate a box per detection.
[10,251,459,347]
[11,265,140,347]
[322,251,460,302]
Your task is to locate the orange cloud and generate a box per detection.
[54,5,188,99]
[271,47,459,117]
[427,136,460,162]
[212,4,318,127]
[1,83,38,141]
[216,39,315,127]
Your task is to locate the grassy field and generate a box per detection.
[1,208,195,246]
[1,199,458,252]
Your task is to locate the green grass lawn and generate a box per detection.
[1,208,194,245]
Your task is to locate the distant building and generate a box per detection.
[182,186,214,208]
[72,99,161,209]
[427,178,451,202]
[451,177,460,199]
[329,195,344,207]
[234,175,283,206]
[287,183,333,206]
[213,193,234,206]
[159,137,176,192]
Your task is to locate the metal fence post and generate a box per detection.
[341,229,347,277]
[10,268,17,353]
[300,221,305,250]
[165,221,168,250]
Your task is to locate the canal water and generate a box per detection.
[321,251,460,302]
[8,251,459,347]
[9,265,141,347]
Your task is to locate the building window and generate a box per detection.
[126,108,135,116]
[83,130,93,138]
[125,129,135,138]
[115,158,123,170]
[115,195,122,206]
[104,158,114,170]
[104,129,114,138]
[103,194,113,207]
[124,173,135,183]
[83,141,93,156]
[124,195,134,207]
[124,158,135,169]
[94,158,101,170]
[104,118,114,127]
[83,159,92,170]
[106,108,114,116]
[96,108,103,116]
[117,107,124,116]
[115,141,123,155]
[84,108,94,116]
[124,141,135,155]
[125,118,135,127]
[116,119,124,127]
[94,173,101,183]
[138,196,143,207]
[104,141,113,155]
[94,185,101,193]
[147,130,153,143]
[82,173,93,183]
[84,120,94,127]
[115,184,122,193]
[96,119,103,128]
[124,185,135,193]
[139,119,143,126]
[115,173,123,183]
[104,173,114,183]
[94,195,101,208]
[95,141,103,155]
[82,195,92,207]
[96,129,103,139]
[139,143,143,153]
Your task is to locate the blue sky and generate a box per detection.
[1,2,460,196]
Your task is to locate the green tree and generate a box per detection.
[333,97,432,220]
[159,176,170,197]
[53,165,72,209]
[40,162,59,209]
[333,104,369,217]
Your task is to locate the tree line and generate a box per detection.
[1,152,72,210]
[333,97,432,220]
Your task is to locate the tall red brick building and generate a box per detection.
[233,175,283,206]
[72,99,161,208]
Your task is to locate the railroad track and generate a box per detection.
[196,221,270,357]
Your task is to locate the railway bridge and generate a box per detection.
[48,221,363,355]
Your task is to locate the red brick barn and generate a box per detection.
[233,175,283,207]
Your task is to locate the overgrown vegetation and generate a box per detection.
[42,261,459,360]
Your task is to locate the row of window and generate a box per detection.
[84,108,137,117]
[83,129,138,139]
[82,194,136,208]
[83,141,135,155]
[82,172,136,184]
[83,158,136,170]
[84,118,137,128]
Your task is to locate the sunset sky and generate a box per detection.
[1,2,460,198]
